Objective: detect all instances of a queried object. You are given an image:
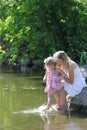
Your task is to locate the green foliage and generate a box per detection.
[80,52,87,65]
[0,0,87,66]
[0,46,6,61]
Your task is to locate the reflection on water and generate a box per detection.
[65,122,82,130]
[0,68,87,130]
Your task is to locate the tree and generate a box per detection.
[0,0,87,66]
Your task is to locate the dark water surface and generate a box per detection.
[0,67,87,130]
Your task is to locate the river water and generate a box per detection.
[0,67,87,130]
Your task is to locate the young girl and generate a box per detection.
[53,50,86,99]
[43,56,67,110]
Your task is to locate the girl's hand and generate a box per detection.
[43,73,47,83]
[43,78,46,83]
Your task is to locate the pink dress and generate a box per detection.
[44,69,64,93]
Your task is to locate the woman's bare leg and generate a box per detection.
[59,89,68,110]
[54,89,67,110]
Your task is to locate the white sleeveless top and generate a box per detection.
[64,60,86,97]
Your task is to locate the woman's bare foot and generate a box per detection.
[56,104,62,110]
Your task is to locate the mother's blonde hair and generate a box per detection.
[53,51,70,68]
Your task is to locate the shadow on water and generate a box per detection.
[0,67,87,130]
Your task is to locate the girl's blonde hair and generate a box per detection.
[44,56,56,68]
[53,51,70,68]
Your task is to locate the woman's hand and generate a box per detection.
[56,68,65,75]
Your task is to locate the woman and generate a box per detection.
[53,51,86,105]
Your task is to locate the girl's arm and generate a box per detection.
[43,73,47,82]
[45,71,53,88]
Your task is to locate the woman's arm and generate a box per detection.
[63,66,74,84]
[57,66,74,84]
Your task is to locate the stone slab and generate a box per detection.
[70,86,87,107]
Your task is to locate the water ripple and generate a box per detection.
[13,104,58,116]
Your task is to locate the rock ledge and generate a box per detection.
[70,86,87,108]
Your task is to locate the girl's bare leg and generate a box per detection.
[44,89,56,110]
[54,91,61,109]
